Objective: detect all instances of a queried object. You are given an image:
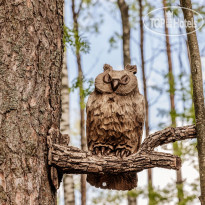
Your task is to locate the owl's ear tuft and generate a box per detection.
[125,64,137,74]
[103,64,113,72]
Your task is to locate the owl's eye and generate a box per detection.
[121,75,130,84]
[103,73,112,83]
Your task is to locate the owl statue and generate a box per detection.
[86,64,145,190]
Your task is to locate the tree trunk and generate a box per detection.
[128,196,137,205]
[117,1,136,204]
[77,32,86,205]
[71,1,87,205]
[138,0,153,203]
[117,0,131,66]
[0,0,64,204]
[180,0,205,203]
[61,52,75,205]
[63,175,75,205]
[162,0,184,202]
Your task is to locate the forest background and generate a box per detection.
[58,0,205,204]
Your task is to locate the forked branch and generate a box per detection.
[48,125,196,175]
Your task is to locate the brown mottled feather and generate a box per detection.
[87,91,144,153]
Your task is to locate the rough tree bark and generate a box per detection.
[60,52,75,205]
[138,0,153,203]
[0,0,63,204]
[162,0,184,202]
[180,0,205,203]
[117,1,136,204]
[71,1,87,205]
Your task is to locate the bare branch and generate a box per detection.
[76,0,83,16]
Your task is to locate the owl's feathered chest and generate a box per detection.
[86,91,142,140]
[90,93,136,127]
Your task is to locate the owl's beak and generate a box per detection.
[111,79,120,91]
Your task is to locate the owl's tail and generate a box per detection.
[87,172,137,190]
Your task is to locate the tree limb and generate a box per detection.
[140,124,196,152]
[48,125,196,175]
[49,143,181,174]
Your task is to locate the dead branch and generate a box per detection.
[48,125,196,175]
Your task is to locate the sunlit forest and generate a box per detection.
[0,0,205,205]
[56,0,205,204]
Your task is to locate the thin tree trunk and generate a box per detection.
[138,0,153,203]
[63,175,75,205]
[117,1,136,204]
[117,0,131,66]
[185,35,195,124]
[162,0,184,203]
[61,52,75,205]
[71,1,87,205]
[128,196,137,205]
[0,0,63,204]
[180,0,205,203]
[163,0,176,127]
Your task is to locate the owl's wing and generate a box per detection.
[86,92,96,150]
[135,93,145,150]
[86,91,95,111]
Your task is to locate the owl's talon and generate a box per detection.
[93,146,114,156]
[101,147,105,155]
[121,150,126,158]
[104,148,112,156]
[116,150,120,157]
[94,147,100,155]
[125,150,131,157]
[115,148,131,158]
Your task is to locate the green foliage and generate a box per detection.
[63,25,90,54]
[108,32,121,52]
[150,85,164,93]
[147,185,169,205]
[173,141,183,157]
[140,182,199,205]
[175,72,195,124]
[192,3,205,30]
[130,0,155,27]
[155,70,195,128]
[80,1,104,34]
[84,0,92,4]
[92,190,127,205]
[127,189,143,198]
[151,58,198,203]
[69,76,94,108]
[164,72,176,95]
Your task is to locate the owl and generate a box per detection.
[86,64,145,190]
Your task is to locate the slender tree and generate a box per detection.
[71,1,87,205]
[117,0,131,66]
[61,52,75,205]
[162,0,184,202]
[0,0,63,204]
[117,1,137,204]
[61,3,76,203]
[180,0,205,203]
[138,1,153,204]
[63,174,75,205]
